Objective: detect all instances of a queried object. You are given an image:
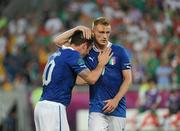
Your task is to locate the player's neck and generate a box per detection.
[70,45,78,50]
[70,45,83,54]
[94,43,107,52]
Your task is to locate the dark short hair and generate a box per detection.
[71,31,93,47]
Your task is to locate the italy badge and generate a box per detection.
[109,56,116,65]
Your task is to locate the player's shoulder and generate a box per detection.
[111,43,127,53]
[60,47,80,57]
[68,49,80,56]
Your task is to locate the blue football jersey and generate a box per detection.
[40,46,87,106]
[84,43,131,117]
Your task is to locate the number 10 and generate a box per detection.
[42,60,55,86]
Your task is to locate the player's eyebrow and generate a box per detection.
[99,31,110,33]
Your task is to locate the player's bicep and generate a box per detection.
[122,69,132,83]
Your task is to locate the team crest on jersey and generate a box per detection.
[109,56,116,65]
[77,58,85,66]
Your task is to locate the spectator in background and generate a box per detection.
[2,103,18,131]
[45,11,63,35]
[163,89,180,130]
[136,78,149,110]
[0,55,6,84]
[166,89,180,115]
[13,73,27,90]
[138,78,161,113]
[8,15,27,35]
[147,50,160,79]
[0,28,7,58]
[156,58,173,90]
[172,52,180,87]
[136,78,161,130]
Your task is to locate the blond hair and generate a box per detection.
[92,17,110,28]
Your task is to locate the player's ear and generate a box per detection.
[82,43,87,49]
[79,43,86,49]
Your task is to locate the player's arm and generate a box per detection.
[113,69,132,101]
[103,69,132,113]
[53,26,92,47]
[78,48,113,85]
[75,76,87,85]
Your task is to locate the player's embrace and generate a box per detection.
[54,17,132,131]
[34,30,112,131]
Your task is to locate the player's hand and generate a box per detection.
[103,98,119,113]
[75,26,92,39]
[98,47,113,66]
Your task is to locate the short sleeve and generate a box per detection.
[69,52,88,74]
[119,48,131,70]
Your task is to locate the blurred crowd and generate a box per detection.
[0,0,180,92]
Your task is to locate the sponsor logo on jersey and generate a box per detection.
[88,56,94,62]
[78,58,85,66]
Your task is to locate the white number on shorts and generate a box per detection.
[42,60,55,86]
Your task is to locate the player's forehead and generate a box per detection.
[94,24,111,32]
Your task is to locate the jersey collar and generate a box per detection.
[92,41,112,52]
[62,45,75,50]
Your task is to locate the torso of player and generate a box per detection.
[84,44,131,117]
[41,47,87,106]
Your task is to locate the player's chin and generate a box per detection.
[99,41,108,46]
